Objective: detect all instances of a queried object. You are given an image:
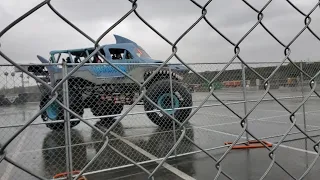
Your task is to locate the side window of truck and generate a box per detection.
[109,48,133,60]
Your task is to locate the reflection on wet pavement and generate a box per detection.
[42,129,87,178]
[1,93,320,179]
[39,119,196,179]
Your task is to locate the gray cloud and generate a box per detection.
[0,0,320,67]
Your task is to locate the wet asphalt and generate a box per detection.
[0,89,320,180]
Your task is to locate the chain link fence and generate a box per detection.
[1,0,320,180]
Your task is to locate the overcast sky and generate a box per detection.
[0,0,320,67]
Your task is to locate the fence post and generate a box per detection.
[300,61,307,151]
[169,66,177,157]
[241,62,249,143]
[62,60,73,179]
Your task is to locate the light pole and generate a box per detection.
[11,72,15,93]
[4,72,8,93]
[20,73,25,93]
[26,76,30,87]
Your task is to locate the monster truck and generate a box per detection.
[27,35,193,130]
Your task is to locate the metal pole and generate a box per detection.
[11,72,15,93]
[21,73,25,93]
[5,75,7,93]
[241,62,251,177]
[241,62,249,143]
[169,66,177,157]
[62,60,73,179]
[300,61,308,153]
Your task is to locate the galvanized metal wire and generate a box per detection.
[0,0,320,180]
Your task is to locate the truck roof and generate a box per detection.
[49,35,139,56]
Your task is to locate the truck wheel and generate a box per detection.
[144,79,193,129]
[40,88,84,131]
[90,99,124,124]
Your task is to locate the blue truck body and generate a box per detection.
[36,35,189,83]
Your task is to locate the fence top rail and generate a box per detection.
[0,61,315,66]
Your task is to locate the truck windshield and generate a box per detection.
[135,46,151,59]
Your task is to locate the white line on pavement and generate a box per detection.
[0,129,30,180]
[110,131,196,180]
[198,127,318,155]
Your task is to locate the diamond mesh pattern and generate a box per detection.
[0,0,320,180]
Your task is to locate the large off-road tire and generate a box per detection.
[90,98,124,124]
[144,79,193,129]
[40,86,84,131]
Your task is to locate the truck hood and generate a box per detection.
[141,58,189,73]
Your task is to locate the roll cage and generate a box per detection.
[48,43,152,64]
